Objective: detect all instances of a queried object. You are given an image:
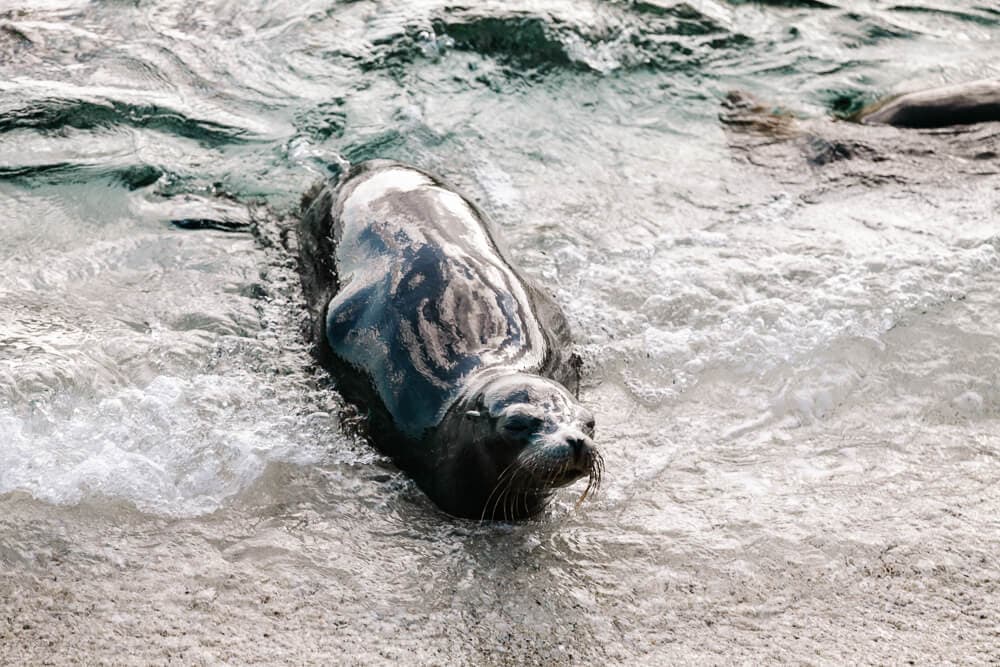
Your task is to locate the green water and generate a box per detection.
[1,1,999,663]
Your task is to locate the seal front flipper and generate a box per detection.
[325,279,378,347]
[320,276,414,459]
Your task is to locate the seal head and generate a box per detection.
[432,372,601,520]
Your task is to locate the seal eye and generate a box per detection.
[584,418,596,435]
[501,413,542,436]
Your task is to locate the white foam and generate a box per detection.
[0,372,338,516]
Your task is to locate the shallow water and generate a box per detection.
[2,0,999,663]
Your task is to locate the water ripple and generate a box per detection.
[2,0,1000,661]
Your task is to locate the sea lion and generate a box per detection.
[720,81,1000,181]
[297,160,601,520]
[858,79,1000,128]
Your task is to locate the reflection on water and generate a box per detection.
[2,0,999,663]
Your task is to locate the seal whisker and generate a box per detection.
[495,462,528,523]
[593,452,605,493]
[575,475,593,509]
[501,467,528,522]
[481,459,523,523]
[574,464,592,509]
[575,450,604,509]
[488,468,511,522]
[500,458,536,522]
[505,466,531,522]
[552,458,568,488]
[511,452,537,516]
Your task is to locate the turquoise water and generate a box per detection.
[2,1,999,663]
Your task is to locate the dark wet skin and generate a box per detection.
[858,80,1000,129]
[298,160,601,520]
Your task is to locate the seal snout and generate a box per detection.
[542,427,598,487]
[564,433,595,470]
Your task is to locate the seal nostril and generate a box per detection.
[568,437,585,458]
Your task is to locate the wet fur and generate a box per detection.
[297,161,596,519]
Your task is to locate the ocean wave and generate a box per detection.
[888,4,1000,27]
[0,96,255,147]
[0,372,343,516]
[355,4,748,75]
[0,162,163,189]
